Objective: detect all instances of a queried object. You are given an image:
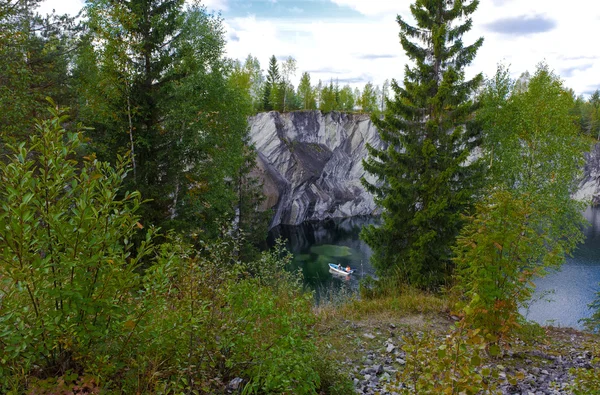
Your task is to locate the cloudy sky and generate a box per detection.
[41,0,600,96]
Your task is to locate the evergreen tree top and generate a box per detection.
[267,55,280,84]
[395,0,483,126]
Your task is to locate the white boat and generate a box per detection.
[328,263,355,276]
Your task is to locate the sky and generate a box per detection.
[40,0,600,96]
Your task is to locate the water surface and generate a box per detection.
[269,209,600,329]
[268,216,377,301]
[524,207,600,329]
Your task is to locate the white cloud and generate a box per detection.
[201,0,229,12]
[39,0,84,16]
[329,0,408,17]
[37,0,600,95]
[223,13,407,88]
[467,0,600,94]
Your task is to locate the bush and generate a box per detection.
[0,107,153,391]
[391,326,502,395]
[0,108,344,394]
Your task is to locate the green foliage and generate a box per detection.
[0,1,76,144]
[281,56,298,112]
[454,64,588,341]
[263,55,281,111]
[454,191,551,341]
[298,72,317,110]
[236,149,271,262]
[319,80,338,112]
[77,2,252,239]
[362,0,484,289]
[571,89,600,140]
[0,106,152,387]
[392,327,501,394]
[338,85,355,112]
[241,54,265,113]
[358,82,377,113]
[568,344,600,395]
[27,374,101,394]
[0,110,346,393]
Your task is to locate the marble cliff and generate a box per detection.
[249,111,383,228]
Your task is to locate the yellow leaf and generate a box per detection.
[124,320,135,330]
[136,222,144,229]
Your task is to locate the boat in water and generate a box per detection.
[328,263,355,276]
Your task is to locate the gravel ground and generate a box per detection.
[326,318,599,395]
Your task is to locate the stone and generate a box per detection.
[249,111,384,227]
[226,377,244,393]
[363,333,376,339]
[386,343,396,353]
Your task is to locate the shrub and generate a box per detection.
[391,326,502,395]
[453,189,584,345]
[0,106,153,391]
[0,107,346,394]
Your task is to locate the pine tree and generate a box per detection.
[362,0,484,288]
[263,55,280,111]
[319,79,337,112]
[78,2,251,237]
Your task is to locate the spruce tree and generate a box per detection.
[362,0,484,288]
[263,55,280,111]
[78,2,251,238]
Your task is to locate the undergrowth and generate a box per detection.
[0,109,351,394]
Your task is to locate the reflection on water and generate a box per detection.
[525,207,600,329]
[269,208,600,329]
[268,216,377,301]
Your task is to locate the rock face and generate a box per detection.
[249,111,383,228]
[575,142,600,204]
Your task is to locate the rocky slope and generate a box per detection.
[249,111,383,228]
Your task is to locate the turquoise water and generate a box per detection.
[269,209,600,328]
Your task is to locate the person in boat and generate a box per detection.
[337,264,342,270]
[346,266,351,272]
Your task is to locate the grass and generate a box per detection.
[315,285,448,322]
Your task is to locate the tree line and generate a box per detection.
[234,54,390,114]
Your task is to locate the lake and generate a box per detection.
[269,208,600,329]
[268,216,377,302]
[524,207,600,329]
